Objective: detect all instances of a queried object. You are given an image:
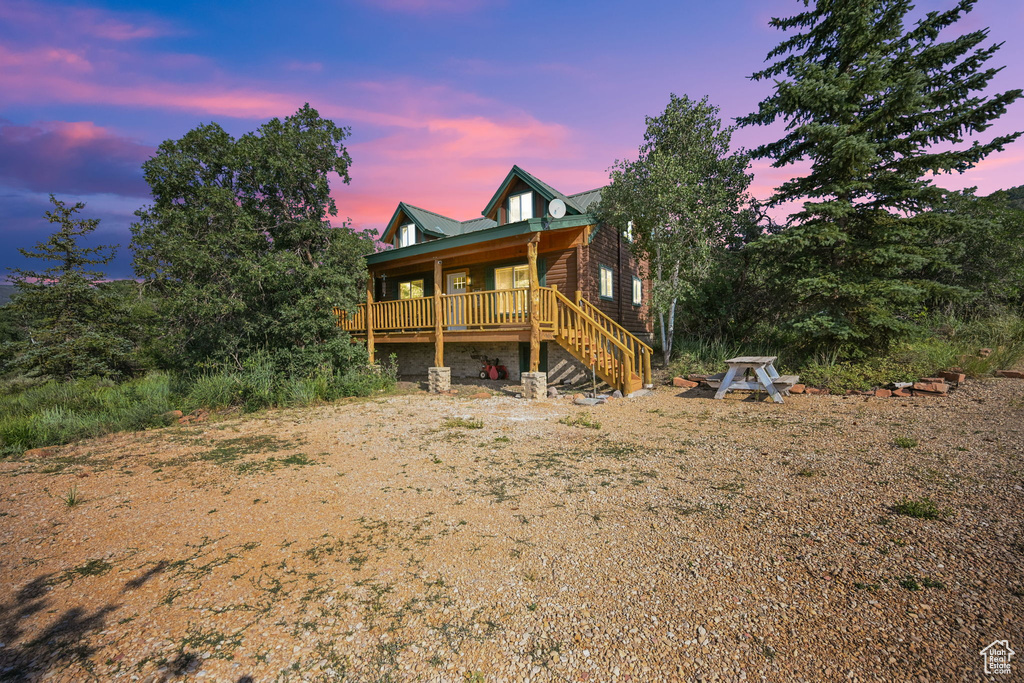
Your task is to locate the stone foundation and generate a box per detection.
[521,372,547,401]
[427,367,450,393]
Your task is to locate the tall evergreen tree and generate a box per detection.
[739,0,1021,353]
[5,197,134,379]
[131,104,373,374]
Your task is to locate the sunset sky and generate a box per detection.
[2,0,1022,279]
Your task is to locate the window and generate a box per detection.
[625,220,634,243]
[632,276,642,306]
[508,192,533,223]
[397,223,415,248]
[494,264,530,290]
[599,265,614,300]
[399,279,424,299]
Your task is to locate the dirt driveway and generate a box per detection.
[1,380,1022,682]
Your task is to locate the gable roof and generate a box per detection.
[380,166,604,248]
[381,202,498,243]
[481,165,593,219]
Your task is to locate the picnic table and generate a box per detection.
[709,356,798,404]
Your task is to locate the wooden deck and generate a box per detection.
[334,285,653,394]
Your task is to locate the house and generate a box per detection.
[335,165,653,396]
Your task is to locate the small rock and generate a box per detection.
[938,371,966,383]
[673,377,699,388]
[874,388,892,398]
[547,386,560,398]
[789,384,805,394]
[892,387,913,398]
[611,390,623,399]
[912,381,948,394]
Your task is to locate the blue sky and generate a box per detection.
[1,0,1022,279]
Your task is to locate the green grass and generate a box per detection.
[894,436,918,448]
[61,485,84,507]
[0,359,398,457]
[892,496,947,520]
[441,417,484,430]
[559,412,601,430]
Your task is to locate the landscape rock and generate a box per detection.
[686,374,708,383]
[789,384,805,394]
[912,382,948,394]
[874,388,892,398]
[892,387,913,397]
[938,371,966,384]
[805,387,828,395]
[672,377,699,388]
[995,370,1024,379]
[611,390,623,399]
[574,397,604,406]
[547,386,559,398]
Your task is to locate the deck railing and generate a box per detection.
[551,289,638,393]
[576,297,653,387]
[336,288,556,333]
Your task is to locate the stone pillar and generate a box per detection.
[428,367,451,394]
[521,372,547,401]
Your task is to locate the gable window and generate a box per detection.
[399,279,424,299]
[632,276,642,306]
[508,192,533,223]
[599,265,614,300]
[397,223,415,248]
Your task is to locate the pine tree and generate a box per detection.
[6,196,134,379]
[739,0,1022,353]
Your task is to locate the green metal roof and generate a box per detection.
[367,215,594,265]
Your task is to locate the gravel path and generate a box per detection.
[1,379,1022,682]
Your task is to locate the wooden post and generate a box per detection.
[433,259,444,367]
[528,238,540,372]
[366,271,375,364]
[643,348,652,387]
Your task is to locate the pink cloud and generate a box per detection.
[0,119,152,196]
[0,0,172,42]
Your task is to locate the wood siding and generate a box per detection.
[582,224,652,338]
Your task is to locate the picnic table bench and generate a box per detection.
[708,356,798,404]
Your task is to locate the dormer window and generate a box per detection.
[508,192,533,223]
[397,223,415,248]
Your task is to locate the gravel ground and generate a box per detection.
[1,378,1022,682]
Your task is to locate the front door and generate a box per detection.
[446,271,468,330]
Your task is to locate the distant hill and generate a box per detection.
[0,284,16,306]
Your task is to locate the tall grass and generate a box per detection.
[0,358,398,457]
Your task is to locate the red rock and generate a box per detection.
[805,387,829,395]
[938,371,966,384]
[995,370,1024,379]
[673,377,699,388]
[686,374,708,383]
[892,388,913,398]
[913,382,948,394]
[789,384,805,394]
[919,377,944,383]
[874,388,892,398]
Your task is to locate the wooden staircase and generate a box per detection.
[550,289,652,395]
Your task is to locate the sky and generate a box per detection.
[1,0,1022,280]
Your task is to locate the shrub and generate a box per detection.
[892,496,947,520]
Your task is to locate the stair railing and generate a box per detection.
[575,297,653,388]
[549,288,637,394]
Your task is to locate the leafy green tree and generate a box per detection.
[739,0,1022,353]
[597,94,753,363]
[131,104,373,374]
[5,196,135,380]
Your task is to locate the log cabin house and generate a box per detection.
[335,165,654,395]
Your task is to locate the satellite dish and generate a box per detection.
[548,198,566,219]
